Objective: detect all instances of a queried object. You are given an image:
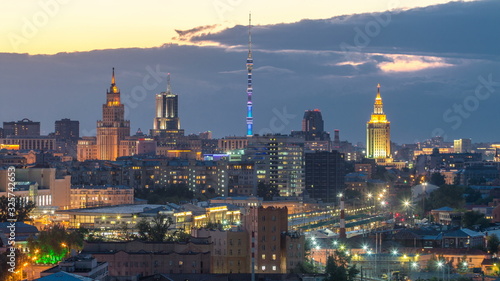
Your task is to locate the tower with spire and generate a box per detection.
[151,73,184,140]
[96,68,130,160]
[246,13,254,137]
[366,84,391,159]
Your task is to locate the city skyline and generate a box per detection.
[1,0,499,144]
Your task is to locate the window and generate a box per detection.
[262,254,266,260]
[272,254,276,260]
[262,266,266,271]
[272,266,277,271]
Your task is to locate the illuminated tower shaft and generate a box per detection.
[366,84,391,159]
[246,14,253,137]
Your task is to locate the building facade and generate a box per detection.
[151,74,185,139]
[96,68,130,161]
[244,135,304,197]
[366,84,391,159]
[3,118,40,136]
[305,150,345,203]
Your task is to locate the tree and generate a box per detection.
[430,172,446,187]
[137,214,173,242]
[324,250,359,281]
[487,234,500,254]
[257,182,279,201]
[462,211,489,230]
[292,261,318,274]
[428,185,465,210]
[0,196,36,222]
[27,224,83,264]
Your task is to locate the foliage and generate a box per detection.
[257,182,280,201]
[457,255,469,274]
[0,249,28,281]
[429,185,466,210]
[487,234,500,254]
[0,196,36,222]
[292,261,318,274]
[324,250,359,281]
[27,224,83,264]
[205,222,223,230]
[429,172,446,187]
[462,211,490,230]
[135,184,194,204]
[137,214,173,242]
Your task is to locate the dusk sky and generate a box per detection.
[1,0,499,144]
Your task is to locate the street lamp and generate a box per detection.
[437,261,444,281]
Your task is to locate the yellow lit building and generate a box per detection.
[96,68,130,161]
[366,84,391,160]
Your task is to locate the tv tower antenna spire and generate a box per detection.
[246,12,254,137]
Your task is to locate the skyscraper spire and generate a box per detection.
[374,83,383,114]
[167,73,172,93]
[246,12,254,137]
[111,67,116,85]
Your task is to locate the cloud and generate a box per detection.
[377,54,454,73]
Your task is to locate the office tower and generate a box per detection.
[366,84,391,159]
[96,68,130,161]
[150,74,185,145]
[55,119,79,142]
[302,109,323,135]
[454,138,472,153]
[305,150,345,203]
[3,118,40,136]
[246,14,254,137]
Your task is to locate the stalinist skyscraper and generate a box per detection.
[96,68,130,160]
[366,84,391,160]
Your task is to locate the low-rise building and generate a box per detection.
[70,185,134,209]
[40,254,108,281]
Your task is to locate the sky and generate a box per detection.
[1,0,499,144]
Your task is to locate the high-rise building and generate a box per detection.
[55,119,79,142]
[3,118,40,136]
[242,206,304,274]
[96,68,130,161]
[300,109,330,141]
[244,135,304,197]
[454,138,472,153]
[366,84,391,159]
[151,74,183,134]
[305,150,345,203]
[302,109,323,135]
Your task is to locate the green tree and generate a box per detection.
[0,196,36,222]
[292,261,318,274]
[429,172,446,187]
[428,185,465,210]
[27,224,83,264]
[257,182,279,201]
[137,214,173,242]
[324,250,359,281]
[487,234,500,254]
[462,211,490,230]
